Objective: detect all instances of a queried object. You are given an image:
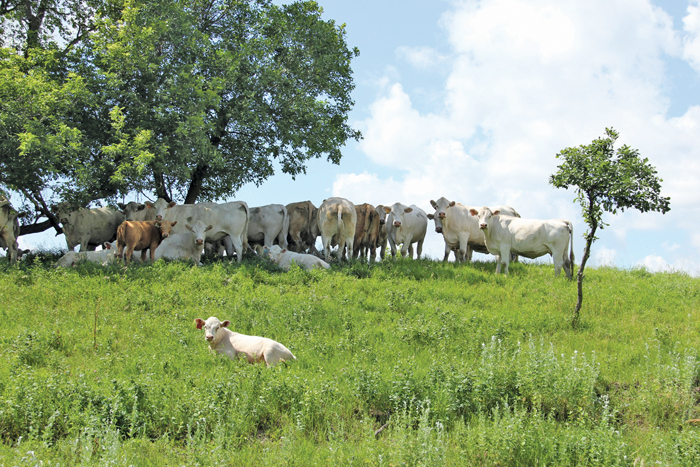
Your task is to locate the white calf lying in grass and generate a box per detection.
[264,244,330,270]
[55,242,117,267]
[194,316,296,367]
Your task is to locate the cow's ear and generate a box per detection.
[205,225,213,232]
[427,214,434,220]
[383,207,391,213]
[194,318,205,330]
[171,221,177,226]
[137,205,146,211]
[282,249,287,253]
[103,242,112,250]
[493,210,501,216]
[430,200,437,209]
[144,201,154,207]
[469,209,478,216]
[449,201,456,207]
[167,201,176,208]
[118,203,126,210]
[404,207,413,213]
[221,320,231,328]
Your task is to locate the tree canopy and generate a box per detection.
[0,0,361,235]
[550,127,670,327]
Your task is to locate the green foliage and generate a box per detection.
[0,258,698,464]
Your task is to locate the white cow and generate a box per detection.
[265,244,330,270]
[154,221,212,265]
[247,204,290,250]
[0,198,22,262]
[57,204,125,252]
[55,242,118,267]
[153,200,249,263]
[427,198,520,263]
[317,197,357,262]
[470,206,574,278]
[384,203,428,259]
[119,201,158,221]
[194,316,296,367]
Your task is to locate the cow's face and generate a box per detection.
[267,245,283,263]
[123,202,149,221]
[153,199,175,222]
[195,317,230,342]
[186,221,213,245]
[375,205,388,225]
[157,220,177,238]
[429,197,455,233]
[471,207,494,230]
[388,203,412,228]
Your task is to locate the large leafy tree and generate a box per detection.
[550,128,671,328]
[1,0,360,236]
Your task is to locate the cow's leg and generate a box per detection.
[442,242,451,262]
[345,236,354,262]
[322,235,332,262]
[116,241,125,263]
[553,251,564,278]
[230,236,244,263]
[78,235,91,252]
[416,238,424,258]
[125,244,137,265]
[499,247,511,275]
[222,236,234,257]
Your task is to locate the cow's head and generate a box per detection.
[186,221,213,245]
[386,203,412,228]
[153,199,175,222]
[375,205,388,225]
[266,245,284,263]
[471,207,500,230]
[122,201,154,221]
[195,316,230,342]
[156,220,177,238]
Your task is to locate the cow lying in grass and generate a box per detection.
[55,242,117,267]
[194,316,296,367]
[264,244,330,270]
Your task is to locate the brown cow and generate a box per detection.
[375,205,389,260]
[352,203,381,260]
[286,201,320,254]
[116,220,177,264]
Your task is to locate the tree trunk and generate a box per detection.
[153,172,172,203]
[184,164,208,204]
[573,223,597,329]
[19,220,61,236]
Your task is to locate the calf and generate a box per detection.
[116,220,177,264]
[470,207,574,278]
[194,316,296,367]
[265,245,330,270]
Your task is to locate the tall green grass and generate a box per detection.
[0,254,698,465]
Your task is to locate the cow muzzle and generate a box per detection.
[435,227,443,233]
[205,335,214,341]
[379,219,386,225]
[438,212,446,219]
[479,224,487,230]
[155,215,163,222]
[393,221,401,227]
[196,239,204,245]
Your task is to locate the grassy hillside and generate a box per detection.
[0,254,698,466]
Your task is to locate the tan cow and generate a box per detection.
[0,198,22,262]
[194,316,296,367]
[352,203,381,260]
[318,197,357,262]
[286,201,320,254]
[375,205,389,260]
[116,220,177,264]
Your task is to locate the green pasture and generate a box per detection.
[0,254,698,466]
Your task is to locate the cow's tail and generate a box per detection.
[565,220,575,271]
[280,205,290,250]
[336,206,346,246]
[241,203,250,253]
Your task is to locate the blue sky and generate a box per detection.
[16,0,700,275]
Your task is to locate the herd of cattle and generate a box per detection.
[0,195,575,278]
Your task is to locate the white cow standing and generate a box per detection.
[154,220,213,265]
[153,200,249,263]
[265,244,330,270]
[384,203,428,259]
[470,206,574,278]
[57,204,125,252]
[427,197,521,263]
[0,198,22,262]
[247,204,290,250]
[317,197,357,262]
[194,316,296,367]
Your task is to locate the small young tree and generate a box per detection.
[550,128,670,328]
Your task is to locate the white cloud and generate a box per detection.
[594,247,618,267]
[638,254,671,272]
[683,0,700,72]
[396,46,447,69]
